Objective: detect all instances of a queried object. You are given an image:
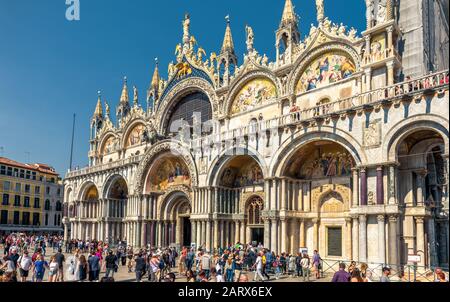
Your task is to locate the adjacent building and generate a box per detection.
[0,157,64,235]
[64,0,449,273]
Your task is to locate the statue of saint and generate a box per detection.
[316,0,324,23]
[246,25,254,52]
[133,86,138,106]
[183,13,190,43]
[376,0,387,24]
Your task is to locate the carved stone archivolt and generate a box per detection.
[133,141,198,195]
[311,184,350,213]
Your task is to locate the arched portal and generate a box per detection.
[246,196,264,246]
[159,190,192,248]
[279,140,355,258]
[104,176,128,243]
[395,129,448,267]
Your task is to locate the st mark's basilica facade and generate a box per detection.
[63,0,449,270]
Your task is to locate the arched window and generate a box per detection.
[167,92,212,136]
[44,200,51,211]
[56,201,62,212]
[247,196,264,225]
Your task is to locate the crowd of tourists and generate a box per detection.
[1,235,448,283]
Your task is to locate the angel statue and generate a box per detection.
[105,102,110,118]
[197,47,206,63]
[245,25,255,52]
[133,86,138,106]
[262,54,269,67]
[168,62,176,78]
[175,44,182,57]
[189,36,197,50]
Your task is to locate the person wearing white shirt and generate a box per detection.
[18,251,33,282]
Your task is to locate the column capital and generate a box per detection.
[388,215,398,223]
[377,215,385,222]
[312,218,320,224]
[414,169,428,178]
[359,214,367,223]
[345,217,352,224]
[350,214,359,220]
[414,216,425,224]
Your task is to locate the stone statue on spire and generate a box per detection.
[183,13,190,46]
[133,86,138,107]
[246,25,255,53]
[316,0,325,24]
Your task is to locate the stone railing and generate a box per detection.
[66,154,143,179]
[191,70,449,149]
[363,47,401,65]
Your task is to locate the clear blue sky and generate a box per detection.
[0,0,366,176]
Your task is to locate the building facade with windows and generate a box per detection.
[0,157,64,234]
[63,0,449,271]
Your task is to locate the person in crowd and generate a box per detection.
[331,263,350,282]
[350,268,364,282]
[186,269,196,282]
[33,254,48,282]
[238,274,249,282]
[312,250,321,279]
[437,271,448,282]
[198,270,208,282]
[233,254,243,282]
[380,267,391,282]
[348,261,356,275]
[105,250,118,279]
[17,250,33,282]
[179,247,187,275]
[253,251,269,282]
[200,251,212,279]
[88,251,100,282]
[78,255,88,282]
[148,254,160,282]
[273,256,282,280]
[48,256,59,282]
[215,257,224,282]
[300,253,310,282]
[435,268,449,282]
[54,248,65,282]
[134,252,146,282]
[288,254,296,277]
[295,252,303,277]
[225,257,234,282]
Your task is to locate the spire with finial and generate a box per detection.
[281,0,297,26]
[151,58,160,90]
[119,76,129,104]
[221,15,236,56]
[93,90,103,117]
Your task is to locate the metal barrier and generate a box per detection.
[319,259,449,282]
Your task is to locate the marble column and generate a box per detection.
[360,168,368,206]
[313,219,319,251]
[281,218,287,253]
[64,223,69,242]
[352,169,359,207]
[346,218,352,260]
[359,215,367,263]
[141,222,147,247]
[388,215,399,274]
[415,217,426,267]
[264,219,270,248]
[388,165,397,205]
[352,216,359,261]
[299,219,305,247]
[213,220,219,249]
[206,221,211,251]
[377,215,386,265]
[427,218,438,267]
[377,167,385,205]
[240,221,246,244]
[415,171,427,206]
[270,219,277,252]
[191,221,197,247]
[196,220,201,247]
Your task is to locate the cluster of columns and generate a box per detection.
[190,219,248,251]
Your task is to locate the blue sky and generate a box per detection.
[0,0,366,175]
